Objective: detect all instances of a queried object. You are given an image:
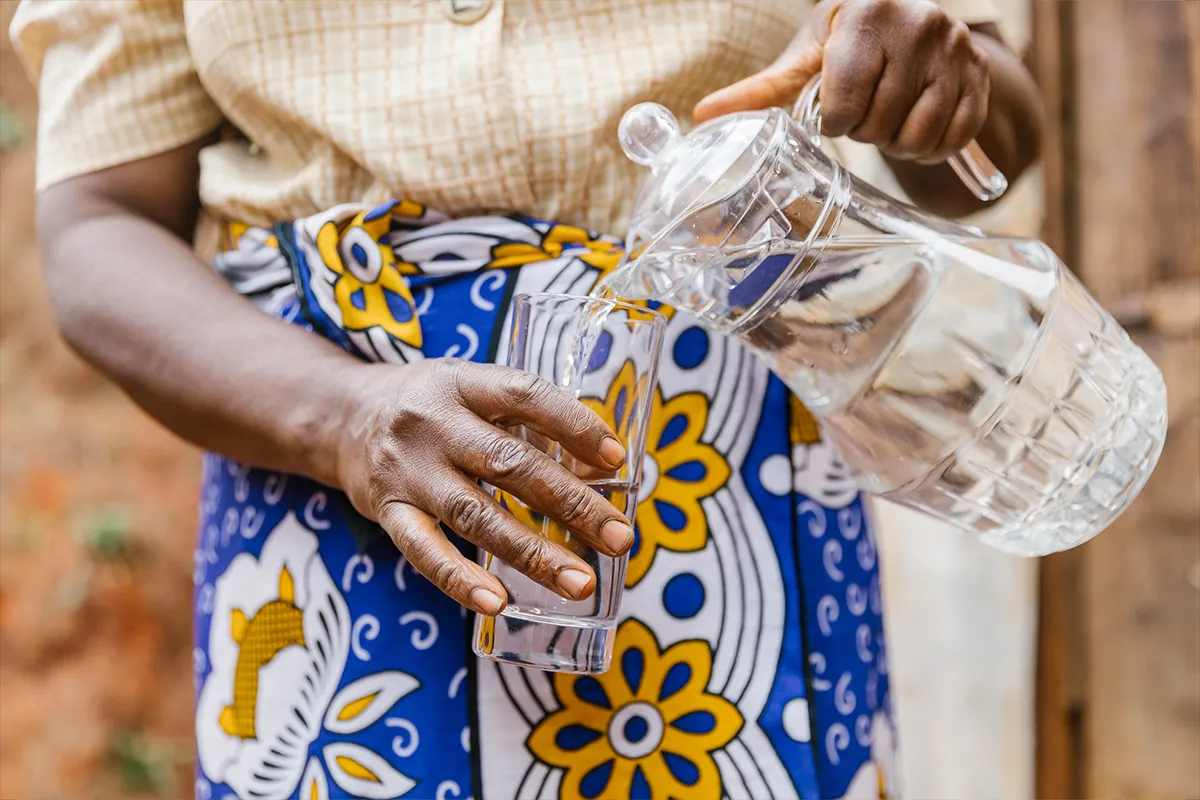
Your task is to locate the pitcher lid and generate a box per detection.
[618,103,785,250]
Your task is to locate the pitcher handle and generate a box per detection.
[792,74,1008,203]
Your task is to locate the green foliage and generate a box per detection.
[85,505,133,561]
[109,731,175,797]
[0,102,24,150]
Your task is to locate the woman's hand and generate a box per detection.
[695,0,990,164]
[694,0,1043,217]
[336,358,634,617]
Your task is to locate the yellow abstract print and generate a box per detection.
[489,224,623,272]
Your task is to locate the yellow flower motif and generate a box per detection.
[315,203,423,347]
[583,362,730,587]
[527,619,743,800]
[489,223,622,271]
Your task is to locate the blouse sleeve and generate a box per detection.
[9,0,224,191]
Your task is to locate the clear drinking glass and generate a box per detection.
[472,293,666,673]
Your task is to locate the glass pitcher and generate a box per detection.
[604,79,1167,556]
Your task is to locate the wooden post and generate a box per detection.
[1032,5,1087,796]
[1035,1,1200,797]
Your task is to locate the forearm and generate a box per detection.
[38,189,363,487]
[888,25,1044,217]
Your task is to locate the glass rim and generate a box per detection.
[512,291,668,325]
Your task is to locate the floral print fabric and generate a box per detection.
[194,201,898,799]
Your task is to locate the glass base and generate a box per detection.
[473,608,616,674]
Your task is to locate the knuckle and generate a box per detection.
[445,489,488,533]
[366,445,406,506]
[382,392,432,435]
[864,0,899,20]
[509,535,553,578]
[970,45,991,74]
[558,482,595,527]
[366,439,399,479]
[950,21,976,55]
[915,4,948,37]
[429,557,467,597]
[961,85,990,117]
[431,357,471,399]
[482,435,530,479]
[404,533,467,598]
[430,356,467,381]
[500,369,550,406]
[564,404,600,440]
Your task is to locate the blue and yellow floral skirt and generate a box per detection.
[192,201,898,800]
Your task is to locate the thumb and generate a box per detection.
[693,18,830,124]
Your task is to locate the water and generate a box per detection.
[560,299,612,395]
[596,236,1167,555]
[478,478,638,672]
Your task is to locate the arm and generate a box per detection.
[39,138,359,486]
[38,142,633,614]
[694,0,1044,218]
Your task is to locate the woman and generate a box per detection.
[11,1,1042,798]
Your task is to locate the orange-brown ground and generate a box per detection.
[1,8,200,797]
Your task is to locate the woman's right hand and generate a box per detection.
[335,357,635,616]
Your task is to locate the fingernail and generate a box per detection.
[556,568,592,599]
[600,437,626,467]
[471,587,505,615]
[602,519,634,553]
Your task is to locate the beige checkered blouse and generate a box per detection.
[11,0,999,234]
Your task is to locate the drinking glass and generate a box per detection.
[472,293,666,673]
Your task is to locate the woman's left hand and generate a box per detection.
[694,0,991,165]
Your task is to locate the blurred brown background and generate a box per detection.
[0,1,1196,799]
[0,2,200,798]
[1031,3,1199,798]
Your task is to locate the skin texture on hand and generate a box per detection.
[694,0,1043,217]
[37,141,633,619]
[335,357,635,615]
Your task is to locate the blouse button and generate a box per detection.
[443,0,492,24]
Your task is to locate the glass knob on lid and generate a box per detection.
[618,103,682,166]
[618,101,778,252]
